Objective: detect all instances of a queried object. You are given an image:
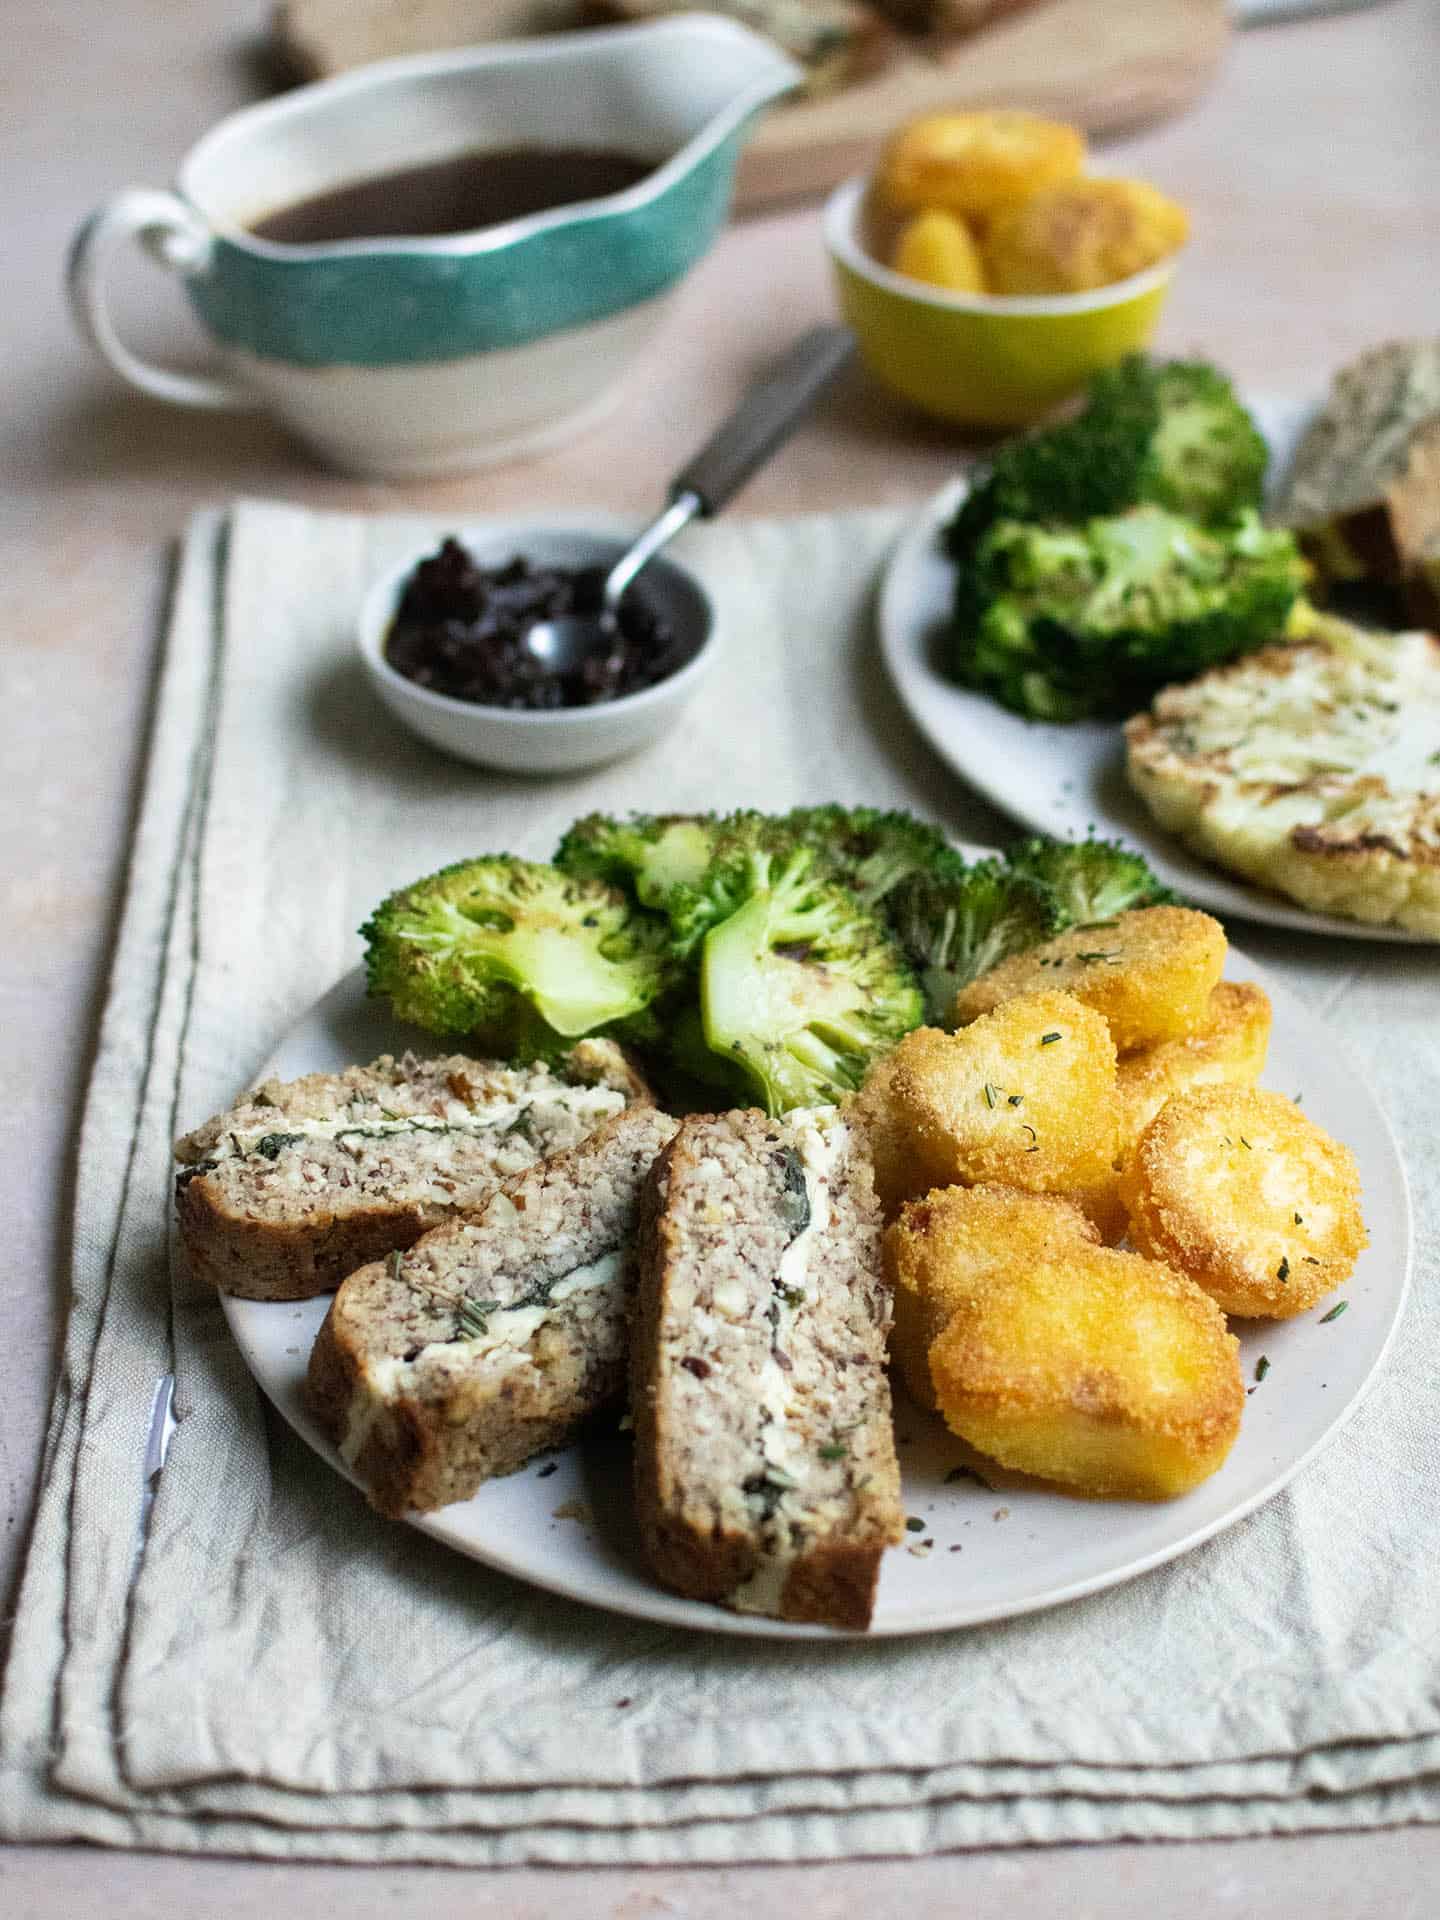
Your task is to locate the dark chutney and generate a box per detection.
[383,538,681,711]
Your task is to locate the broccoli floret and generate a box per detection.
[1137,359,1268,525]
[884,853,1062,1022]
[945,356,1268,561]
[362,856,671,1055]
[553,812,720,910]
[661,1002,755,1103]
[949,505,1307,721]
[696,843,924,1115]
[660,807,953,957]
[945,364,1158,560]
[774,805,954,908]
[1004,834,1177,927]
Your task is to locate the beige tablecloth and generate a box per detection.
[2,501,1437,1862]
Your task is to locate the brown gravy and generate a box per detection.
[247,145,656,246]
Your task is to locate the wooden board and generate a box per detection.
[272,0,1230,210]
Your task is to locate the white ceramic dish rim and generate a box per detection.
[219,919,1411,1640]
[357,521,718,733]
[878,466,1437,943]
[183,19,803,261]
[823,173,1181,317]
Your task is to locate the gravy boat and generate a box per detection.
[68,19,801,475]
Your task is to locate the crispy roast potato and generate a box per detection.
[1120,1084,1367,1318]
[891,208,987,292]
[1117,981,1273,1162]
[952,906,1227,1054]
[878,991,1122,1229]
[981,177,1189,294]
[884,1183,1099,1410]
[928,1244,1244,1498]
[875,109,1085,221]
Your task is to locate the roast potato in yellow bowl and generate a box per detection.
[823,173,1178,430]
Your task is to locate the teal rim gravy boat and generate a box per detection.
[67,19,801,475]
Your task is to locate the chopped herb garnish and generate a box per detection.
[983,1082,1000,1109]
[1239,1137,1253,1150]
[1277,1256,1290,1283]
[1294,1212,1304,1225]
[819,1442,848,1462]
[1021,1124,1039,1152]
[1303,1255,1320,1265]
[1254,1355,1270,1382]
[1040,1032,1061,1046]
[254,1131,303,1160]
[905,1515,926,1533]
[1008,1093,1024,1107]
[388,1249,404,1282]
[1074,951,1121,965]
[1319,1300,1349,1324]
[456,1296,502,1339]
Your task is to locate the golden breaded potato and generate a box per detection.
[982,177,1189,294]
[883,991,1120,1224]
[1117,981,1272,1162]
[1120,1085,1367,1318]
[952,906,1227,1054]
[850,1051,913,1219]
[876,110,1085,221]
[928,1245,1244,1499]
[891,208,987,292]
[885,1184,1098,1409]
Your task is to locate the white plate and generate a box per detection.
[878,396,1435,943]
[221,924,1411,1639]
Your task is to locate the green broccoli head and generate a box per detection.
[884,852,1062,1023]
[1004,834,1177,927]
[362,856,672,1056]
[949,504,1306,721]
[945,360,1159,560]
[773,805,954,908]
[1137,359,1268,524]
[553,812,720,911]
[944,355,1268,562]
[697,843,924,1116]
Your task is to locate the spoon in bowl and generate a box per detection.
[524,324,855,675]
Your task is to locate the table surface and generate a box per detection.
[4,0,1437,1908]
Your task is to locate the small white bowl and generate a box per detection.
[357,524,718,774]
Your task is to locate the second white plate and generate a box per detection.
[877,398,1435,943]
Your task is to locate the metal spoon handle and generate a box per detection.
[669,324,856,518]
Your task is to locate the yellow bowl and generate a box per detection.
[824,175,1177,430]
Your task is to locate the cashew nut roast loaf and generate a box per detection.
[306,1105,679,1516]
[630,1107,904,1630]
[174,1041,653,1300]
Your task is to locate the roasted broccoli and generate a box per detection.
[949,505,1307,721]
[553,812,720,910]
[945,355,1269,562]
[362,856,671,1055]
[695,842,924,1115]
[884,852,1061,1022]
[1136,358,1269,525]
[1004,834,1177,927]
[772,805,953,908]
[945,365,1158,560]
